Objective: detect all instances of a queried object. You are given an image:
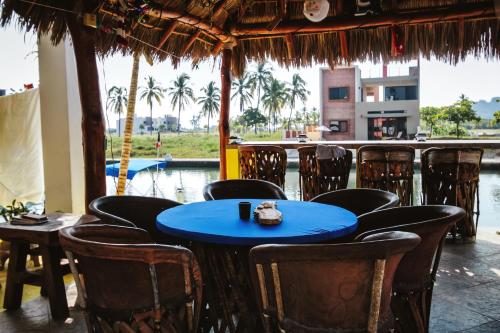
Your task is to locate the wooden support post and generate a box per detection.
[66,18,106,211]
[158,21,179,49]
[219,47,232,180]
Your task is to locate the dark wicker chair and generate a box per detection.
[421,147,483,240]
[310,188,400,216]
[203,179,288,200]
[249,231,421,333]
[298,146,352,201]
[238,145,287,189]
[356,145,415,206]
[59,224,202,333]
[355,205,466,333]
[88,195,182,244]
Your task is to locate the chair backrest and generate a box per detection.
[298,146,352,200]
[249,231,421,333]
[238,145,287,188]
[88,195,182,243]
[355,205,466,288]
[203,179,288,200]
[59,224,202,333]
[356,145,415,206]
[310,189,400,216]
[421,147,483,238]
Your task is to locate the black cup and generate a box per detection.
[239,202,251,220]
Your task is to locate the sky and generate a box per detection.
[1,22,499,129]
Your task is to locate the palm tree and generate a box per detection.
[231,72,254,114]
[250,62,273,112]
[286,74,310,130]
[262,78,288,132]
[168,73,195,134]
[140,76,164,135]
[116,53,140,195]
[107,86,128,137]
[198,81,221,134]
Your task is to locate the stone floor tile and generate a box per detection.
[430,297,493,332]
[459,320,500,333]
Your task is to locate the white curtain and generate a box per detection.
[0,89,44,205]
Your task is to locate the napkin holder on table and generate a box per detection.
[254,201,282,225]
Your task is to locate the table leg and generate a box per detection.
[39,245,69,320]
[3,242,29,310]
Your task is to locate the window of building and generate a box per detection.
[385,86,417,101]
[330,120,348,132]
[329,87,349,100]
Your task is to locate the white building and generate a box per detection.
[116,115,178,135]
[320,64,420,140]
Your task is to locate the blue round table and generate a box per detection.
[157,199,357,246]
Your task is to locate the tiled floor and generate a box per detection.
[0,230,499,332]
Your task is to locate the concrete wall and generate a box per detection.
[320,67,357,140]
[38,36,85,213]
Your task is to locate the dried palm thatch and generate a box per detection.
[1,0,498,76]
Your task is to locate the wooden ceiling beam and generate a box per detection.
[158,21,179,49]
[212,0,230,17]
[145,7,232,42]
[231,2,495,36]
[285,33,294,59]
[267,0,287,31]
[182,30,202,54]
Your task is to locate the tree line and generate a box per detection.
[106,62,317,136]
[420,94,484,138]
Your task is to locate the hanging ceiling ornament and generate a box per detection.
[303,0,330,22]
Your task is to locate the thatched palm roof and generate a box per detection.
[2,0,499,75]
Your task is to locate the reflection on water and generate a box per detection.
[107,167,500,229]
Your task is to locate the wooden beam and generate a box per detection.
[145,7,232,42]
[219,47,232,180]
[231,2,495,36]
[157,21,179,49]
[211,40,224,56]
[339,31,348,59]
[182,30,202,54]
[213,0,230,17]
[66,18,106,211]
[285,33,294,59]
[267,0,287,31]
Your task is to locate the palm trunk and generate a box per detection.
[118,112,121,137]
[116,53,140,195]
[149,104,153,135]
[456,123,459,138]
[254,124,257,134]
[177,104,181,134]
[288,106,293,131]
[207,115,210,134]
[268,109,272,133]
[240,98,244,114]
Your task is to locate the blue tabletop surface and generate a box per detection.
[106,159,167,180]
[156,199,357,246]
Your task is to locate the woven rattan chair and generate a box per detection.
[421,147,483,240]
[310,189,400,216]
[89,195,182,244]
[238,145,287,189]
[59,224,202,333]
[298,146,352,201]
[249,231,420,333]
[356,145,415,206]
[203,179,287,200]
[355,205,466,333]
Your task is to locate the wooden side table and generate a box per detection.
[0,213,99,320]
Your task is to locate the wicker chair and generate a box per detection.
[88,195,182,244]
[59,224,202,333]
[238,145,287,189]
[356,145,415,206]
[421,147,483,240]
[298,146,352,201]
[355,205,466,333]
[203,179,287,200]
[310,189,400,216]
[249,231,421,333]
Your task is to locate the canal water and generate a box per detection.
[106,167,500,230]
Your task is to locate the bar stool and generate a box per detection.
[421,147,483,241]
[298,146,352,201]
[356,145,415,206]
[238,145,287,189]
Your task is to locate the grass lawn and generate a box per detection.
[106,132,282,159]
